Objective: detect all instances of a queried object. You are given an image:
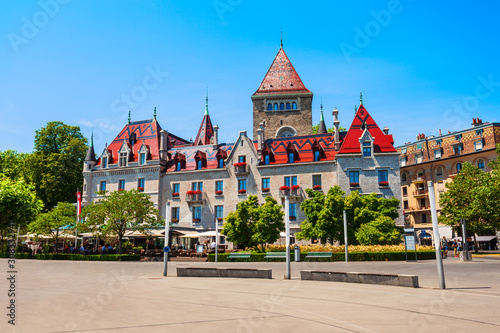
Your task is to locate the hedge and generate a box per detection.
[0,253,140,261]
[207,251,436,262]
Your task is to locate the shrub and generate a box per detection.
[34,254,141,261]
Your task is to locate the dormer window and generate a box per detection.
[194,151,207,170]
[119,152,128,167]
[173,152,186,171]
[286,142,298,163]
[140,153,146,165]
[216,148,227,169]
[363,142,372,157]
[102,157,108,169]
[288,152,295,163]
[311,140,324,162]
[261,144,274,165]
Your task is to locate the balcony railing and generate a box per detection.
[413,189,427,197]
[185,191,205,203]
[411,176,426,183]
[234,163,249,176]
[279,186,303,199]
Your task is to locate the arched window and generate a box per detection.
[286,102,291,110]
[292,102,297,109]
[176,162,181,171]
[274,103,278,110]
[267,103,272,111]
[456,163,462,172]
[401,173,407,182]
[477,159,485,169]
[280,103,284,110]
[436,166,443,176]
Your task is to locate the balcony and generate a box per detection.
[185,191,205,204]
[234,163,249,176]
[413,189,427,198]
[279,186,303,200]
[411,176,426,184]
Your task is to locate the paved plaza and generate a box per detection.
[2,256,500,332]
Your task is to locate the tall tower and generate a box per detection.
[251,45,313,140]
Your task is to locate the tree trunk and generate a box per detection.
[473,234,479,253]
[118,235,123,254]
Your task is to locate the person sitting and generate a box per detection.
[107,244,114,254]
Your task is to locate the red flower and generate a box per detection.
[280,186,290,191]
[289,216,296,220]
[192,218,200,223]
[262,188,270,192]
[118,188,124,191]
[234,162,247,167]
[291,185,300,190]
[350,182,359,187]
[172,192,179,197]
[137,187,144,192]
[171,218,179,223]
[193,190,202,194]
[313,185,322,190]
[238,189,247,194]
[379,181,389,186]
[186,190,194,195]
[215,190,223,195]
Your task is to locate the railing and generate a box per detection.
[279,186,303,199]
[413,189,427,197]
[411,176,426,183]
[234,163,249,175]
[185,192,205,203]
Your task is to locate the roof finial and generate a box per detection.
[360,92,363,105]
[205,87,209,115]
[280,28,283,48]
[128,110,131,124]
[320,99,324,121]
[90,129,94,147]
[153,106,157,120]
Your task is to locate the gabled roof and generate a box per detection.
[253,47,311,96]
[193,113,214,146]
[338,104,396,154]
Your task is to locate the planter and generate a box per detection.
[350,182,359,187]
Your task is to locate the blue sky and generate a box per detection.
[2,0,500,153]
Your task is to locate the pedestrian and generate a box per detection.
[441,237,448,258]
[452,239,458,257]
[79,244,85,254]
[101,244,107,254]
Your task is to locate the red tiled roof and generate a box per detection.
[97,120,189,165]
[166,144,233,172]
[338,104,396,154]
[253,47,311,96]
[193,114,214,146]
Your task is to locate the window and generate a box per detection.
[314,150,320,162]
[218,158,224,168]
[216,181,223,193]
[100,181,106,191]
[349,171,359,186]
[264,154,270,165]
[238,156,246,163]
[119,180,125,190]
[435,139,442,146]
[138,178,145,191]
[262,178,270,191]
[416,153,423,163]
[455,134,462,142]
[289,203,297,220]
[140,153,146,165]
[363,142,371,157]
[476,129,483,136]
[171,207,180,222]
[288,152,294,163]
[173,183,180,194]
[292,102,297,109]
[402,148,407,154]
[416,143,422,150]
[474,140,483,151]
[197,160,203,170]
[401,173,407,182]
[191,182,203,191]
[454,145,462,155]
[434,149,441,160]
[477,159,485,169]
[215,206,224,220]
[193,207,201,221]
[102,157,107,169]
[400,157,406,167]
[417,170,425,177]
[286,102,291,110]
[378,170,388,186]
[280,103,284,110]
[420,198,426,208]
[421,214,427,224]
[436,166,443,177]
[402,186,408,196]
[284,176,297,187]
[267,103,272,111]
[312,175,321,187]
[456,163,462,173]
[274,103,278,110]
[176,162,182,171]
[238,179,246,192]
[403,200,409,210]
[119,152,127,167]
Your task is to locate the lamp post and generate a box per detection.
[343,210,348,262]
[285,195,290,280]
[215,217,219,263]
[163,202,170,277]
[428,180,446,289]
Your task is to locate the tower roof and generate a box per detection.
[85,133,96,162]
[338,104,396,154]
[317,105,327,134]
[193,114,214,146]
[253,47,311,96]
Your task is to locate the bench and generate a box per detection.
[306,252,333,261]
[228,252,251,262]
[264,252,287,261]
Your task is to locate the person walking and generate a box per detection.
[441,237,448,258]
[452,239,458,257]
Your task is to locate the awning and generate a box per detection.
[420,230,432,239]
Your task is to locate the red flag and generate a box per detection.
[76,191,82,218]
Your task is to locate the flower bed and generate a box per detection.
[32,254,141,261]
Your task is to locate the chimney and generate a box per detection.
[213,124,219,147]
[439,129,442,136]
[159,129,168,161]
[332,107,340,150]
[383,127,389,135]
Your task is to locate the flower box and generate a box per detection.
[262,188,270,192]
[350,182,359,187]
[186,190,194,195]
[313,185,322,190]
[238,189,247,194]
[192,218,200,223]
[217,217,223,222]
[379,181,389,187]
[289,216,296,221]
[171,218,179,223]
[118,188,124,191]
[280,186,290,191]
[172,192,180,197]
[215,190,223,195]
[291,185,300,190]
[137,187,144,192]
[193,190,202,194]
[234,162,247,167]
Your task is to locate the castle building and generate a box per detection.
[83,45,401,241]
[395,119,500,244]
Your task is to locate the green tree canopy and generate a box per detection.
[312,124,346,134]
[28,202,75,248]
[355,216,401,245]
[222,195,284,251]
[0,150,29,181]
[79,189,160,253]
[0,175,43,236]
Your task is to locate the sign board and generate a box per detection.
[163,246,170,253]
[196,245,204,253]
[405,235,416,251]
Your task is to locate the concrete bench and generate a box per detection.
[177,267,272,279]
[300,270,419,288]
[305,252,333,261]
[264,252,287,261]
[228,252,251,262]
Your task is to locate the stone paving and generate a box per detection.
[2,256,500,332]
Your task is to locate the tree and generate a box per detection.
[0,150,29,181]
[312,124,346,134]
[28,202,75,250]
[25,121,88,211]
[355,216,401,245]
[222,195,284,251]
[80,190,160,254]
[0,175,43,241]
